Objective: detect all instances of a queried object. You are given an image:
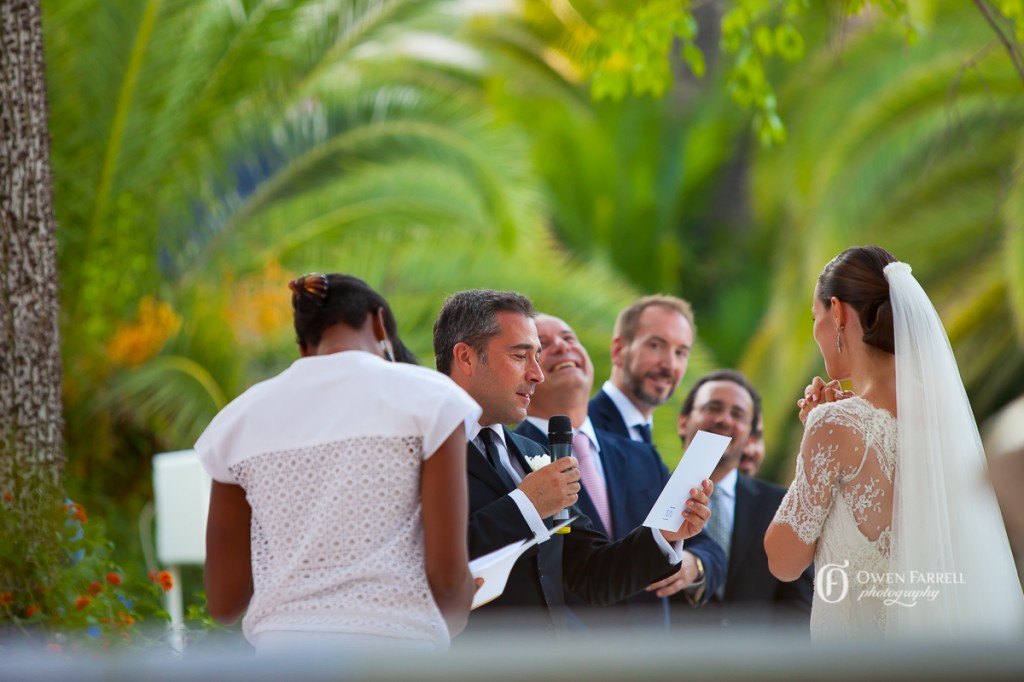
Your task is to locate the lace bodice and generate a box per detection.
[773,397,898,637]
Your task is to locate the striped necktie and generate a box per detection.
[573,431,612,538]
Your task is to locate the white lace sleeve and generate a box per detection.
[772,404,851,544]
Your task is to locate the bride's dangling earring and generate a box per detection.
[380,339,395,362]
[836,325,844,353]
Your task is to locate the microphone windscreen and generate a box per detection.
[548,415,573,445]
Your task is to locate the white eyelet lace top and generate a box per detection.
[196,351,480,649]
[772,397,897,637]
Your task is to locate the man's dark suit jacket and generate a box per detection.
[689,474,814,629]
[465,427,678,634]
[514,421,726,630]
[589,388,812,628]
[588,388,635,441]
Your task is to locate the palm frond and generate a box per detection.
[1003,140,1024,342]
[743,2,1024,480]
[108,355,228,448]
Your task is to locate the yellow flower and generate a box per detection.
[226,260,292,342]
[107,297,182,367]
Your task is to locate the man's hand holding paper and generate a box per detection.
[644,431,731,540]
[657,479,714,543]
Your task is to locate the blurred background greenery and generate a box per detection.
[38,0,1024,616]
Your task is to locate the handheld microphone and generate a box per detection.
[548,415,574,522]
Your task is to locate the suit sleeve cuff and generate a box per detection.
[508,489,552,542]
[650,529,683,564]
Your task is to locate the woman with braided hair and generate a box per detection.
[198,273,481,652]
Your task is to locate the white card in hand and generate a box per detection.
[469,540,526,609]
[643,430,731,532]
[468,517,575,609]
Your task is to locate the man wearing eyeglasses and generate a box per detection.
[677,369,813,630]
[432,289,713,635]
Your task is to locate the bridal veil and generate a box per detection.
[885,262,1024,638]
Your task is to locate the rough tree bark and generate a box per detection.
[0,0,64,496]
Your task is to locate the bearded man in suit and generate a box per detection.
[589,295,694,446]
[432,290,713,634]
[514,314,726,631]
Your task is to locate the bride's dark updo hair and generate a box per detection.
[817,245,898,355]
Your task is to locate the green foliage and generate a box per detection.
[574,0,918,145]
[585,0,704,99]
[742,1,1024,479]
[496,0,1024,476]
[46,0,709,513]
[39,0,1024,578]
[1003,137,1024,341]
[42,0,553,495]
[0,484,171,652]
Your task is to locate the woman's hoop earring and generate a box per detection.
[380,339,394,362]
[836,325,844,353]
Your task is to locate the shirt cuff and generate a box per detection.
[650,528,683,564]
[508,489,552,543]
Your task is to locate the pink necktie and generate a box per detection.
[573,431,612,538]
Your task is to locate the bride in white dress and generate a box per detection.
[764,245,1024,639]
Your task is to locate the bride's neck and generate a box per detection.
[848,347,897,414]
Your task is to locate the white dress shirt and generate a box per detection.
[601,381,654,443]
[520,415,682,561]
[466,422,551,542]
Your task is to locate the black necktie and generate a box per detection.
[479,428,516,490]
[635,422,653,445]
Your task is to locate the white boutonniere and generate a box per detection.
[525,454,551,472]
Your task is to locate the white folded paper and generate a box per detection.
[469,517,575,609]
[643,430,731,532]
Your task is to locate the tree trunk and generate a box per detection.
[0,0,64,494]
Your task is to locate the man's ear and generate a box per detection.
[452,341,477,377]
[610,335,628,368]
[677,412,689,442]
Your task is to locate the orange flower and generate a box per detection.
[25,605,41,618]
[2,491,12,503]
[67,502,87,523]
[0,592,13,606]
[147,570,157,582]
[74,596,91,610]
[117,611,135,626]
[105,572,122,586]
[87,581,103,597]
[107,297,182,367]
[154,570,173,592]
